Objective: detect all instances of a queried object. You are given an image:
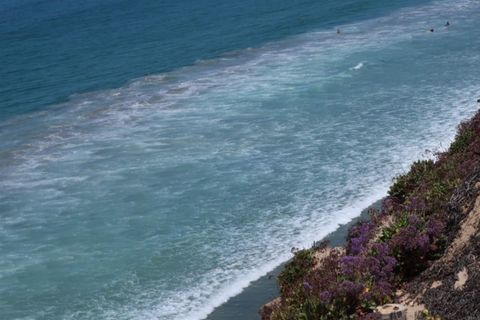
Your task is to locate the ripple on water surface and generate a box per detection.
[1,0,480,319]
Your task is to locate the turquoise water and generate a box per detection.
[1,0,480,319]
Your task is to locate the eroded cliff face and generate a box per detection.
[404,166,480,319]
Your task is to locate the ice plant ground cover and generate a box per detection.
[272,110,480,320]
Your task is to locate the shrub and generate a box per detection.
[278,248,315,294]
[389,160,435,201]
[449,125,473,154]
[272,110,480,319]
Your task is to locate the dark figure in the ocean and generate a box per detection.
[445,21,450,27]
[336,28,341,35]
[429,28,434,32]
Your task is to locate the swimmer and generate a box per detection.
[336,28,341,35]
[445,21,450,27]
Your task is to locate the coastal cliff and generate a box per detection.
[261,110,480,320]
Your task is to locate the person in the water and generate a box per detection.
[336,28,341,34]
[445,21,450,27]
[429,28,434,32]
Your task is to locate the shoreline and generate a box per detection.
[205,200,383,320]
[203,104,480,320]
[260,110,480,319]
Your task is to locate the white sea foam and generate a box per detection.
[351,62,365,70]
[1,0,480,319]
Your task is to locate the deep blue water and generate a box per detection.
[1,0,480,319]
[2,0,425,118]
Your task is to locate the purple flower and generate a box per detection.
[340,255,362,276]
[339,280,363,295]
[407,197,426,212]
[347,221,375,255]
[303,281,312,291]
[381,197,397,215]
[426,218,444,237]
[408,214,420,226]
[319,290,332,303]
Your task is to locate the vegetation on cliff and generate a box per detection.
[269,110,480,320]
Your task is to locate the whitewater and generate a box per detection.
[1,0,480,319]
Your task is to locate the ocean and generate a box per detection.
[1,0,480,319]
